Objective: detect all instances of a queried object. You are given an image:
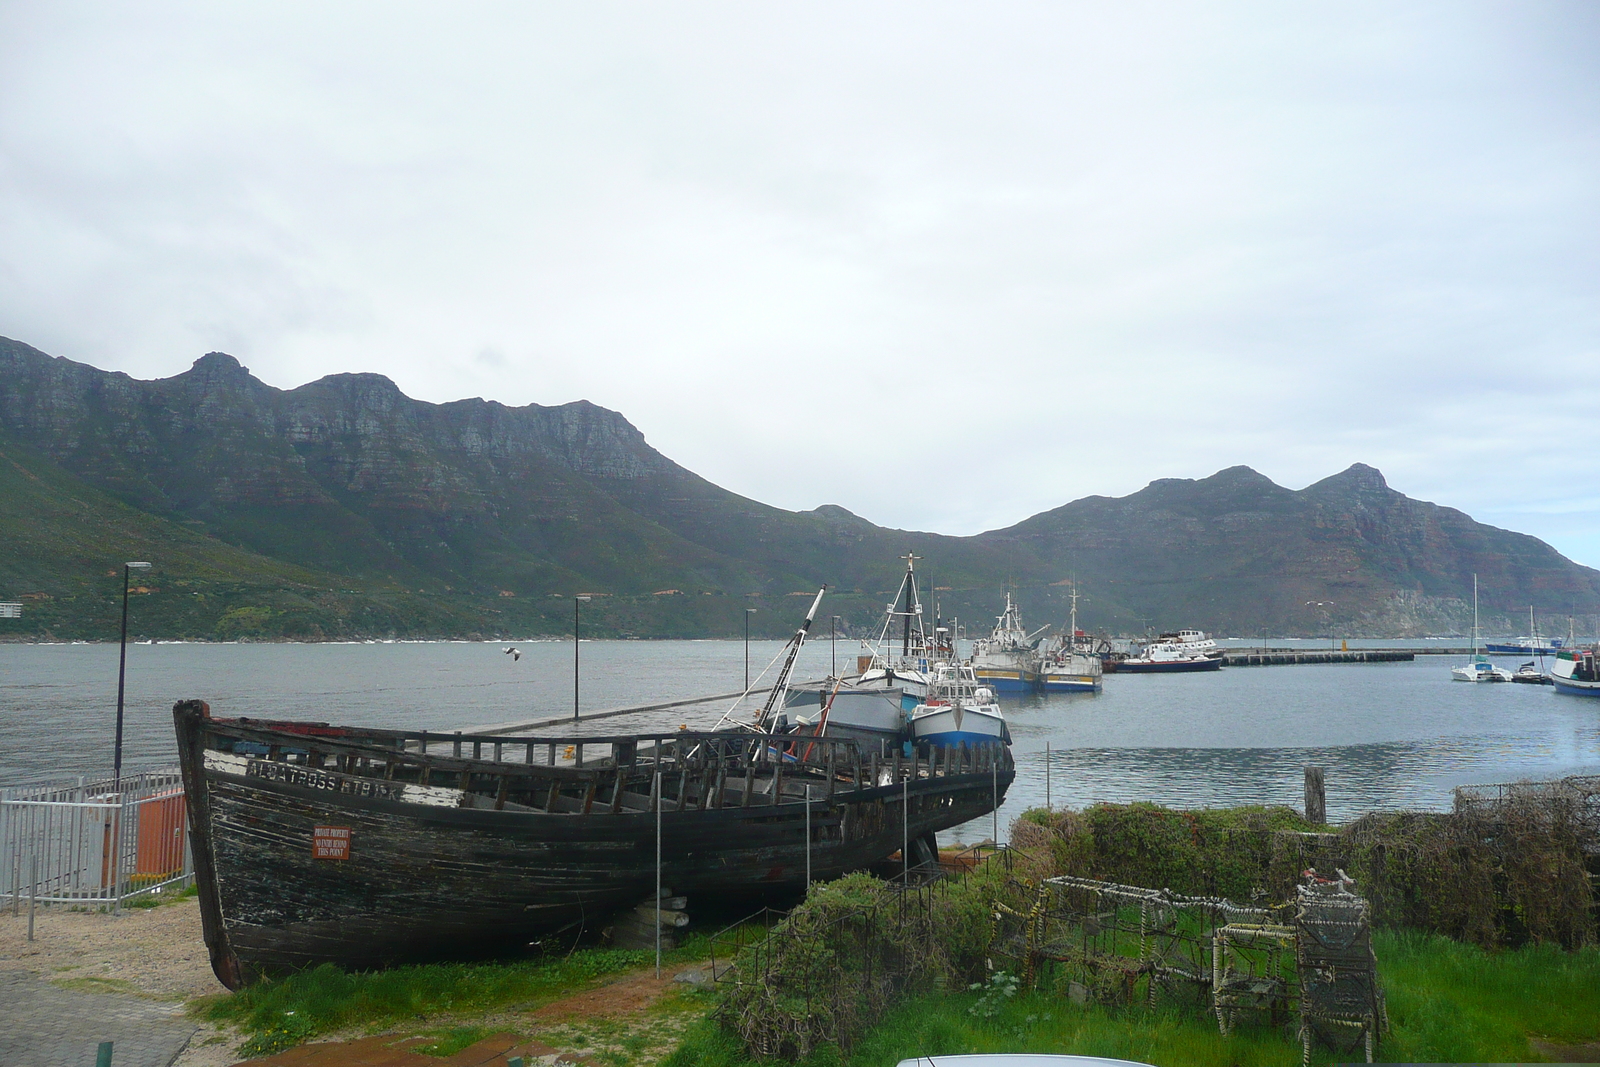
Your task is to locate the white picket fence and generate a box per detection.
[1,769,193,913]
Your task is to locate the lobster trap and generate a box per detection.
[989,872,1386,1062]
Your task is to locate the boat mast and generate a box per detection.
[1069,580,1079,653]
[901,553,920,658]
[1472,574,1480,658]
[755,587,826,730]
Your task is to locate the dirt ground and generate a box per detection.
[0,896,704,1066]
[0,894,223,1002]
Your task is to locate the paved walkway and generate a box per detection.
[0,970,198,1067]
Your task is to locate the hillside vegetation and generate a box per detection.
[4,335,1598,640]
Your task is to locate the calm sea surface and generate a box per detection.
[3,640,1596,844]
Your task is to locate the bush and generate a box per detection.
[1015,800,1596,950]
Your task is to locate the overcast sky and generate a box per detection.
[3,3,1598,564]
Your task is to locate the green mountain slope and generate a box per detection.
[4,334,1598,640]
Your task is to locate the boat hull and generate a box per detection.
[1551,673,1600,696]
[1114,656,1222,674]
[1039,672,1102,692]
[972,668,1038,692]
[909,705,1008,748]
[174,703,1011,986]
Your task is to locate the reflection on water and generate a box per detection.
[2,645,1596,846]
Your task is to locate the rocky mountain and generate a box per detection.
[3,335,1597,640]
[978,464,1600,636]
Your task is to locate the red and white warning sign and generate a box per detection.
[312,825,351,860]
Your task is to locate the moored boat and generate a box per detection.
[854,555,935,708]
[909,663,1009,747]
[969,592,1046,692]
[1452,658,1513,682]
[1510,661,1552,685]
[1115,640,1223,674]
[787,683,909,748]
[1551,647,1600,696]
[1452,575,1512,682]
[1038,584,1103,692]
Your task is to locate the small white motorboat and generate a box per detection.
[910,663,1009,747]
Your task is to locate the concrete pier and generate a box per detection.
[1221,649,1416,666]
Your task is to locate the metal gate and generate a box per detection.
[2,769,192,912]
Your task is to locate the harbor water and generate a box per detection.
[2,640,1596,844]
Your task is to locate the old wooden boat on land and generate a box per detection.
[174,702,1013,988]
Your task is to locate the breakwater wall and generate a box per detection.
[1222,649,1416,666]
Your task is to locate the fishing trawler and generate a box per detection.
[175,592,1014,988]
[1038,584,1104,693]
[1551,646,1600,696]
[852,555,936,708]
[970,592,1047,692]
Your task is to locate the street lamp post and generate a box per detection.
[114,562,152,787]
[573,595,591,721]
[744,608,757,695]
[830,615,839,680]
[1305,600,1333,650]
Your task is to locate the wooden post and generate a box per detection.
[1304,766,1326,826]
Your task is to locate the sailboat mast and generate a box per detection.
[1472,574,1480,656]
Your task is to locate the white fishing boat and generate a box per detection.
[910,663,1008,747]
[1158,629,1224,659]
[1039,584,1103,693]
[1114,639,1222,674]
[970,592,1047,692]
[1550,646,1600,697]
[853,555,935,708]
[1451,575,1512,683]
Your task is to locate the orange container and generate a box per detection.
[136,790,188,878]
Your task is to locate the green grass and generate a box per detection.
[198,931,733,1058]
[200,947,651,1055]
[412,1025,497,1057]
[663,930,1600,1067]
[122,883,199,909]
[1377,929,1600,1062]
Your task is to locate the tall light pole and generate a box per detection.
[573,595,591,721]
[744,608,757,694]
[830,615,839,680]
[114,562,152,787]
[1305,600,1333,650]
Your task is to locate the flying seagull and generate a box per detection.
[503,647,521,662]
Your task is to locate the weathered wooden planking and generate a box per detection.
[174,701,1013,986]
